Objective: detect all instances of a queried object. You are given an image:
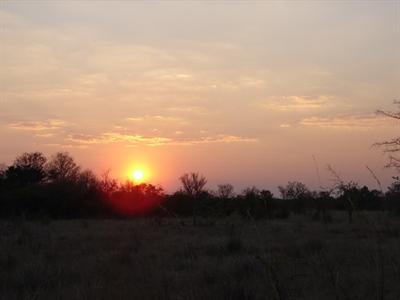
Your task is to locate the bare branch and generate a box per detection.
[375,101,400,172]
[366,166,383,192]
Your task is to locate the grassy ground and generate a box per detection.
[1,212,399,300]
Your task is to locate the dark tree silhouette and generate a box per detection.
[217,183,234,199]
[327,165,358,223]
[180,172,207,225]
[99,169,118,195]
[278,182,308,200]
[180,173,207,197]
[241,186,261,218]
[0,151,396,219]
[109,182,164,216]
[0,164,6,189]
[313,191,333,224]
[386,180,400,214]
[278,181,310,214]
[215,184,235,216]
[6,152,47,186]
[46,152,80,182]
[260,189,274,219]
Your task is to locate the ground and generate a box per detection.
[1,212,399,300]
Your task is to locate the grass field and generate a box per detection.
[1,212,400,300]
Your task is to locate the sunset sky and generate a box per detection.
[1,1,399,193]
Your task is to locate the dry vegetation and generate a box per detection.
[1,212,400,300]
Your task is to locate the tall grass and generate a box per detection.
[0,214,399,300]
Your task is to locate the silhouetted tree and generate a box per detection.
[74,170,107,216]
[46,152,80,182]
[44,169,105,218]
[239,187,273,219]
[5,152,47,186]
[216,184,235,216]
[327,165,359,223]
[340,183,359,223]
[0,150,396,219]
[312,191,334,224]
[0,164,6,189]
[164,191,192,217]
[217,183,234,199]
[180,173,207,197]
[260,190,274,219]
[278,181,310,214]
[386,179,400,214]
[180,172,207,225]
[99,169,118,195]
[109,182,164,216]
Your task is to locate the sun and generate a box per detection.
[126,162,152,183]
[131,169,144,182]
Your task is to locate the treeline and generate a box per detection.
[0,152,399,220]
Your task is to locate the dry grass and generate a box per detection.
[1,212,399,300]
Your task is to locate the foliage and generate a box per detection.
[5,152,47,186]
[46,152,80,182]
[108,182,164,216]
[0,152,399,219]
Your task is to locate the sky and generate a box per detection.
[0,1,399,194]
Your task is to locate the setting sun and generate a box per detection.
[131,170,144,182]
[125,161,152,184]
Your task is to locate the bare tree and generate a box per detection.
[278,181,309,200]
[180,173,207,197]
[180,172,207,225]
[327,165,357,223]
[278,181,310,214]
[217,183,234,199]
[99,169,118,195]
[376,100,400,172]
[46,152,80,182]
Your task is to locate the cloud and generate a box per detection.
[43,143,89,149]
[67,132,173,147]
[125,117,144,122]
[35,133,55,138]
[125,115,184,123]
[167,106,207,114]
[102,133,172,146]
[299,114,389,129]
[263,96,334,111]
[143,69,194,81]
[7,119,66,131]
[65,132,257,147]
[171,135,258,146]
